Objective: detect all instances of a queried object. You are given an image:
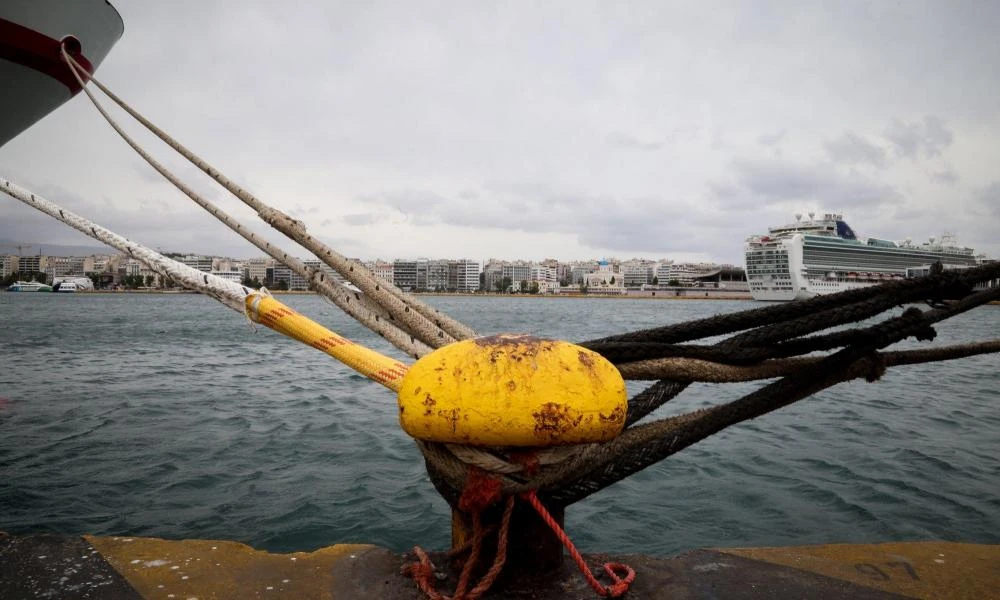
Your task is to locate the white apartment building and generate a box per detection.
[182,255,213,273]
[449,259,481,292]
[0,255,16,278]
[243,257,271,283]
[530,264,557,287]
[292,260,341,290]
[502,261,532,290]
[210,269,243,283]
[654,261,675,285]
[120,258,142,277]
[621,259,655,288]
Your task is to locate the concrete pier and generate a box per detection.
[1,534,996,598]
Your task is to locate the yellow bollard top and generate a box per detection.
[397,334,627,446]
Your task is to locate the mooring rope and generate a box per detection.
[615,340,1000,381]
[0,178,413,392]
[61,51,475,348]
[415,264,1000,502]
[60,47,433,360]
[1,178,249,312]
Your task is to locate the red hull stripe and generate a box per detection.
[0,17,94,94]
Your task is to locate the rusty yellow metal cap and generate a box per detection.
[397,334,627,446]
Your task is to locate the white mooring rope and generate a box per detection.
[60,47,434,359]
[0,177,250,312]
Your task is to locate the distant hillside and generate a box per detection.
[0,239,115,257]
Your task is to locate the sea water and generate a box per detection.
[1,293,998,555]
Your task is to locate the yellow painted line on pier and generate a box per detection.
[720,541,1000,600]
[86,535,375,599]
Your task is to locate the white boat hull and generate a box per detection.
[0,0,123,147]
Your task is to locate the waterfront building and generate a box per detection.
[622,259,656,288]
[448,259,481,293]
[482,259,507,292]
[139,263,161,287]
[366,260,394,285]
[211,269,243,283]
[294,260,341,290]
[654,261,674,285]
[272,265,291,288]
[570,262,596,285]
[119,258,142,277]
[17,254,42,274]
[427,259,450,291]
[82,255,109,274]
[530,264,557,290]
[584,260,626,295]
[393,260,418,291]
[181,255,213,273]
[502,261,532,291]
[0,255,17,278]
[243,257,271,284]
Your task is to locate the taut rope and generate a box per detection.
[61,50,475,349]
[60,47,433,359]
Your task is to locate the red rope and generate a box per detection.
[522,490,636,598]
[403,468,515,600]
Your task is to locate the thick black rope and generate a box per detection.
[420,264,1000,509]
[548,283,1000,505]
[582,263,1000,347]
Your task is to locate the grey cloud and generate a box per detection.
[354,185,733,255]
[358,190,449,213]
[930,169,959,185]
[823,131,888,168]
[978,182,1000,216]
[605,131,662,151]
[0,178,364,259]
[756,130,787,147]
[713,158,903,208]
[883,116,954,160]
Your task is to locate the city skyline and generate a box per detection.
[0,238,744,266]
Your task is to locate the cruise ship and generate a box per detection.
[745,212,981,301]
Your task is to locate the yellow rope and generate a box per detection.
[246,293,409,391]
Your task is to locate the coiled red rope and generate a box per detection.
[404,466,635,599]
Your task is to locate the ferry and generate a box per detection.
[6,280,52,292]
[745,212,983,301]
[52,276,95,292]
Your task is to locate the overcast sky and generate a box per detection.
[2,0,998,264]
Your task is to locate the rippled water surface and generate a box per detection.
[1,293,998,555]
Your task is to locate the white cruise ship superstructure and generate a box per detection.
[745,213,981,301]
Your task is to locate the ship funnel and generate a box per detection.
[929,236,936,244]
[795,213,802,222]
[808,212,815,221]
